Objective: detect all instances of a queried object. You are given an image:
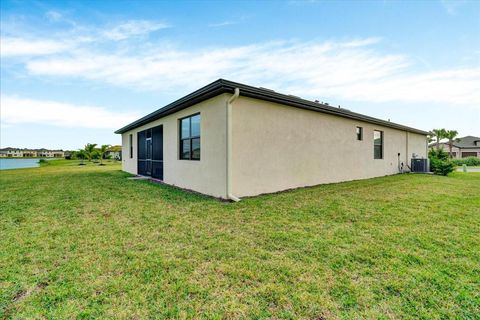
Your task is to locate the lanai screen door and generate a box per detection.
[138,125,163,180]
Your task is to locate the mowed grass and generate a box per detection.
[0,161,479,319]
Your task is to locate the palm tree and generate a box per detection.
[444,130,459,158]
[76,149,87,165]
[431,128,446,150]
[427,134,435,144]
[84,143,98,162]
[99,144,110,165]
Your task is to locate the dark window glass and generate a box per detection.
[152,125,163,161]
[356,127,363,140]
[129,134,133,158]
[138,131,146,159]
[181,139,190,159]
[181,118,190,139]
[191,114,200,137]
[374,130,383,159]
[179,114,200,160]
[191,138,200,160]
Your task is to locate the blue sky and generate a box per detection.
[1,0,479,150]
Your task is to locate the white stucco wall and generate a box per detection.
[231,96,427,197]
[121,94,229,198]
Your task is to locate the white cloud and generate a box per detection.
[45,10,63,22]
[0,37,72,56]
[102,20,169,40]
[0,19,168,58]
[20,38,480,109]
[2,11,479,111]
[1,95,139,129]
[209,21,236,27]
[208,14,251,28]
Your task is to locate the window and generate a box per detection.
[374,130,383,159]
[462,152,477,158]
[356,126,363,140]
[129,134,133,158]
[179,114,200,160]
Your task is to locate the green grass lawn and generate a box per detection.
[1,161,479,319]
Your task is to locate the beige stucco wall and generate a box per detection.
[120,93,427,199]
[121,94,229,198]
[231,96,427,197]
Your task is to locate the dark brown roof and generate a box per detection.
[115,79,429,135]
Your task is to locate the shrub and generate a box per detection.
[429,148,454,176]
[428,148,448,161]
[38,159,50,166]
[451,157,480,167]
[430,159,454,176]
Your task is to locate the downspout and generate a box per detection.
[405,131,413,172]
[406,131,409,170]
[226,88,241,202]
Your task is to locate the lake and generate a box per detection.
[0,158,41,170]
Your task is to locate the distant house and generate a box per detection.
[429,136,480,158]
[0,148,65,158]
[106,145,122,160]
[36,149,64,158]
[0,148,24,157]
[23,150,38,157]
[115,79,428,200]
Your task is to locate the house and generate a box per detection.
[36,149,65,158]
[0,148,40,157]
[22,149,38,157]
[106,145,122,160]
[115,79,428,200]
[0,148,65,158]
[0,148,24,157]
[429,136,480,158]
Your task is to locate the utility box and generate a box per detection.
[411,158,429,173]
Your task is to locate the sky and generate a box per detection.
[1,0,479,150]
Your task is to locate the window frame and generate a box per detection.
[179,113,201,161]
[374,130,384,159]
[356,126,363,141]
[129,134,133,159]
